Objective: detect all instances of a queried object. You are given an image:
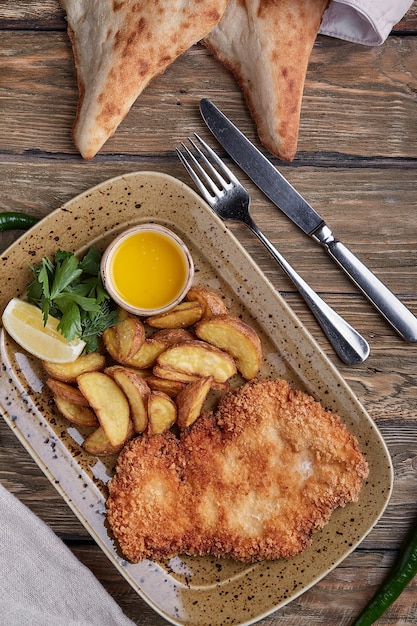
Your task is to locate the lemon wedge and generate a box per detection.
[2,298,85,363]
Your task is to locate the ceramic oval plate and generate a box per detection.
[0,172,393,626]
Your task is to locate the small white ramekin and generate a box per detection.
[101,224,194,316]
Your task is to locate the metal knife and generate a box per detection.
[200,98,417,343]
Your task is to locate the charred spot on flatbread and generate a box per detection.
[60,0,228,159]
[203,0,330,161]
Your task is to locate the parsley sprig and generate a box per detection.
[27,247,118,353]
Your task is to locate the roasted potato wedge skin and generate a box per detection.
[102,317,145,363]
[153,363,201,384]
[83,426,127,456]
[115,306,130,322]
[176,376,213,429]
[195,315,262,380]
[43,352,106,383]
[145,375,186,397]
[77,372,132,447]
[147,391,177,435]
[46,378,90,406]
[106,364,152,378]
[146,301,203,329]
[153,364,229,392]
[156,340,237,383]
[106,366,150,434]
[115,315,145,361]
[54,395,99,427]
[152,328,194,345]
[125,338,168,369]
[185,286,228,318]
[102,326,120,361]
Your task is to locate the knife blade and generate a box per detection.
[200,98,417,343]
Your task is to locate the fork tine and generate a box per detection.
[176,145,214,205]
[189,136,229,190]
[179,136,228,192]
[193,134,240,186]
[177,141,225,204]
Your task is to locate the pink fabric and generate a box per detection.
[319,0,413,45]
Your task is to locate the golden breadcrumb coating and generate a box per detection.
[107,378,368,563]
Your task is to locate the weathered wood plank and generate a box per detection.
[0,0,66,30]
[1,33,417,160]
[1,160,416,294]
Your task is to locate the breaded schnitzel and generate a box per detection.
[107,378,368,563]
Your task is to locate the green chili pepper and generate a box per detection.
[0,211,39,231]
[352,520,417,625]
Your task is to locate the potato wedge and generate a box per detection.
[195,315,262,380]
[146,301,203,328]
[185,286,228,318]
[115,306,130,322]
[102,325,120,361]
[106,366,150,434]
[77,371,131,447]
[115,315,145,361]
[46,378,90,406]
[156,340,236,383]
[105,364,152,378]
[152,328,194,345]
[125,338,168,369]
[153,364,230,392]
[43,352,106,383]
[145,375,186,397]
[83,426,127,456]
[54,395,99,427]
[153,363,201,384]
[176,376,213,429]
[147,391,177,435]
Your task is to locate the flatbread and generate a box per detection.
[60,0,228,159]
[203,0,329,161]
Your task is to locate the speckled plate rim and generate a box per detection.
[0,171,393,626]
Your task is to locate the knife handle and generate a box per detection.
[314,226,417,343]
[248,224,370,365]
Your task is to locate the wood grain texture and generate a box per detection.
[1,3,417,625]
[1,32,417,159]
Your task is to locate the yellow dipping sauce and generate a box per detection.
[105,227,192,313]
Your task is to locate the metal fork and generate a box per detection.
[176,135,370,365]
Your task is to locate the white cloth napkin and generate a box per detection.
[0,483,135,626]
[320,0,413,45]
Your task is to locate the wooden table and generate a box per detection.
[1,3,417,624]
